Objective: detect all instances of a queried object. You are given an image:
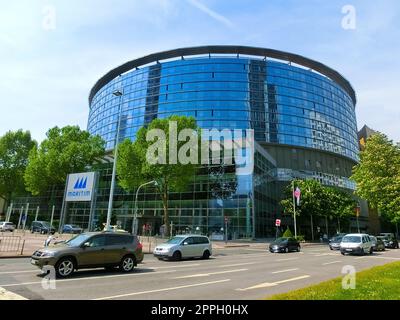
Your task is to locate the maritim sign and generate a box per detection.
[65,172,95,202]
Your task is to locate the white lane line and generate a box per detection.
[0,270,176,288]
[364,256,400,260]
[243,248,267,252]
[271,268,299,274]
[236,275,310,291]
[92,279,231,300]
[354,256,366,260]
[173,268,248,279]
[217,262,257,268]
[149,263,201,269]
[322,261,342,265]
[275,257,299,262]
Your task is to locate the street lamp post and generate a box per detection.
[132,180,157,235]
[105,88,123,231]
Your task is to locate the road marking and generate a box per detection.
[271,268,299,274]
[243,248,267,252]
[92,279,231,300]
[322,261,342,265]
[173,268,248,279]
[217,262,257,268]
[363,256,400,260]
[0,269,177,288]
[149,263,201,269]
[0,287,28,300]
[275,257,299,262]
[236,275,310,291]
[354,256,366,260]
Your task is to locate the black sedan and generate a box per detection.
[269,237,300,253]
[379,236,399,249]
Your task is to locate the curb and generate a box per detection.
[0,255,30,259]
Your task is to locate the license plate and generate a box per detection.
[346,248,352,251]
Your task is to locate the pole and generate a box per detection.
[132,180,156,235]
[225,219,228,244]
[292,180,297,238]
[50,205,55,228]
[325,215,329,239]
[6,203,13,221]
[58,175,69,234]
[35,206,39,221]
[17,206,24,230]
[106,91,123,231]
[23,203,29,230]
[356,215,360,233]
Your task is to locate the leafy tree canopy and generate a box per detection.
[0,130,36,205]
[351,133,400,223]
[24,126,105,195]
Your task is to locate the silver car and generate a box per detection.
[153,235,212,261]
[0,221,15,232]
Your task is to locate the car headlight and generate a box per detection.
[40,252,55,257]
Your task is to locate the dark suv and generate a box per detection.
[31,221,56,234]
[31,231,144,278]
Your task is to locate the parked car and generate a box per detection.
[379,235,399,249]
[153,235,212,261]
[0,221,15,232]
[340,233,373,255]
[62,224,83,234]
[31,231,143,278]
[269,237,300,253]
[329,235,346,250]
[31,221,56,234]
[370,235,385,251]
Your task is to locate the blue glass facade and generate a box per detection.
[86,48,359,238]
[88,57,358,162]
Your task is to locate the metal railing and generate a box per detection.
[0,235,25,255]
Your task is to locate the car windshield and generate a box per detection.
[274,237,288,243]
[166,237,184,244]
[342,236,361,243]
[5,223,13,226]
[65,234,92,247]
[40,222,51,227]
[69,225,80,228]
[331,236,342,242]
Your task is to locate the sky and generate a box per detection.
[0,0,399,143]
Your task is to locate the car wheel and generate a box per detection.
[329,246,333,250]
[55,257,75,278]
[120,255,136,272]
[40,230,45,235]
[202,250,210,259]
[296,246,300,252]
[172,251,182,261]
[285,247,289,253]
[369,248,373,254]
[360,248,365,256]
[341,252,345,255]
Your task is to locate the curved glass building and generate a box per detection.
[86,46,359,238]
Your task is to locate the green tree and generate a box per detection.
[280,179,356,239]
[282,227,293,238]
[117,115,200,236]
[351,133,400,224]
[24,126,105,195]
[0,130,36,210]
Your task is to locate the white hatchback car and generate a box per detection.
[340,233,373,255]
[0,221,15,232]
[153,235,212,261]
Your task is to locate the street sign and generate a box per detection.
[65,172,95,202]
[275,219,281,227]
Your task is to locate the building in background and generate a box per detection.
[11,46,363,238]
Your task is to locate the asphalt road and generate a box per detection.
[1,245,400,300]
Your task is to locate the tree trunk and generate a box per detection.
[325,215,329,239]
[337,218,341,233]
[310,214,314,241]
